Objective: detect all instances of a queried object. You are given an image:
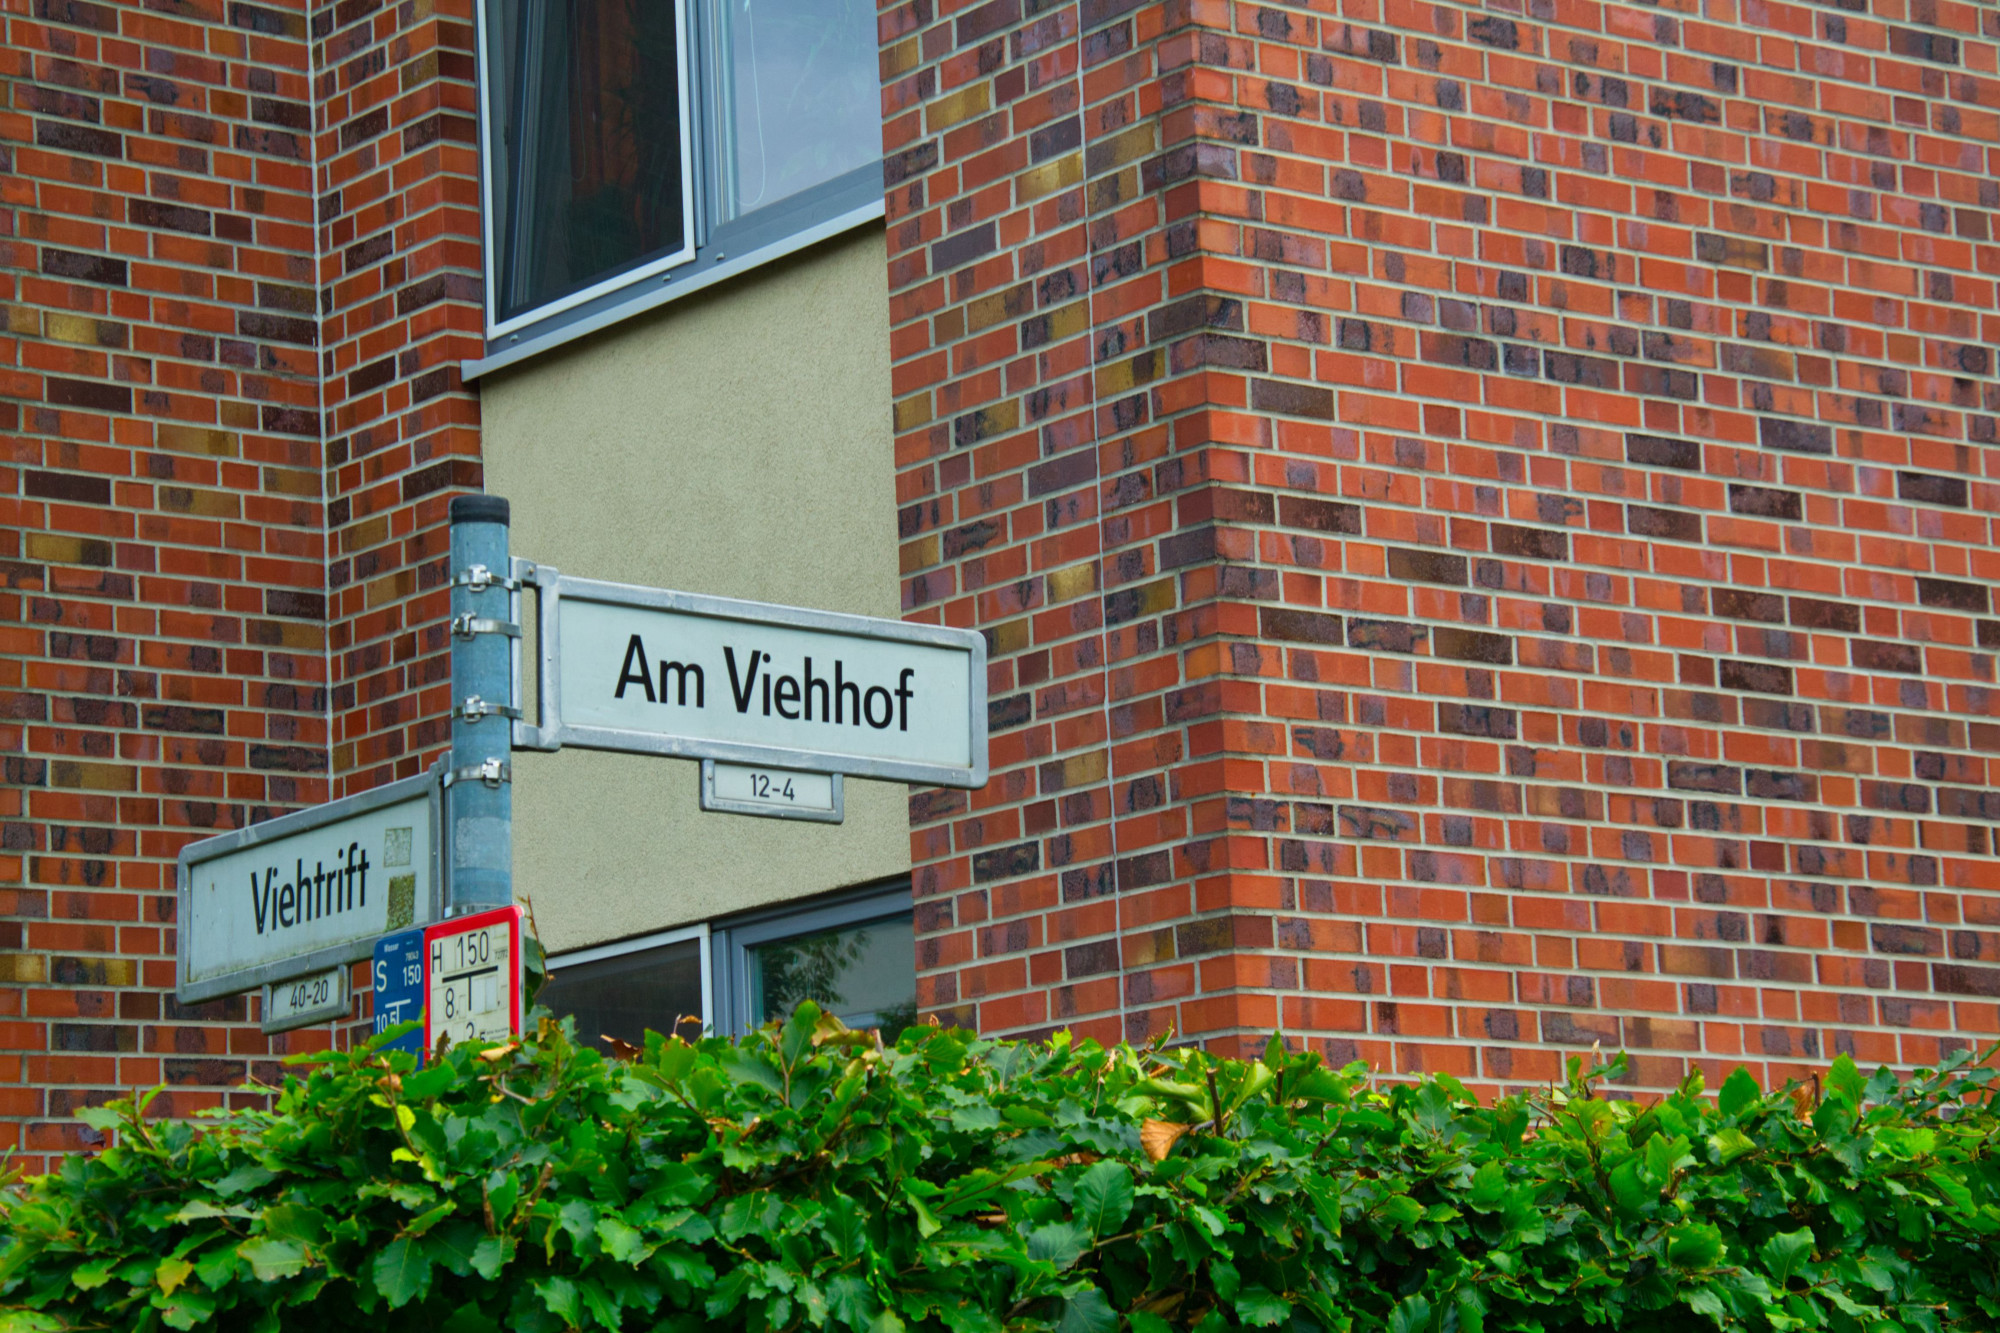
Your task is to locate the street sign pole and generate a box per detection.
[447,494,517,913]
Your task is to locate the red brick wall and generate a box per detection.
[0,0,331,1169]
[0,0,478,1171]
[314,0,482,799]
[887,0,2000,1091]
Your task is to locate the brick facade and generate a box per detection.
[1,0,327,1169]
[314,0,482,800]
[4,0,1999,1170]
[0,0,478,1172]
[885,0,2000,1091]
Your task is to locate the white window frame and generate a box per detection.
[465,0,886,381]
[474,0,698,341]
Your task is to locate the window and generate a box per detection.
[481,0,694,329]
[477,0,884,352]
[538,882,915,1048]
[539,925,708,1052]
[746,915,915,1033]
[713,881,915,1040]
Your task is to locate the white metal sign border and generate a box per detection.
[511,562,990,789]
[175,766,444,1004]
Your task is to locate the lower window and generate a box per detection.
[744,914,915,1038]
[537,926,707,1052]
[538,880,915,1046]
[716,881,915,1040]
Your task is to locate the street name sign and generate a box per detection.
[425,905,522,1049]
[260,965,349,1034]
[373,927,427,1057]
[518,568,987,789]
[700,760,843,823]
[176,769,442,1004]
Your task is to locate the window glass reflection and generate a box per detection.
[748,914,915,1041]
[714,0,880,225]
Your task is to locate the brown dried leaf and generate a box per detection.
[475,1042,520,1063]
[600,1034,642,1062]
[1141,1118,1191,1162]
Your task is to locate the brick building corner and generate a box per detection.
[884,0,2000,1090]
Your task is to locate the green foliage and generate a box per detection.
[2,1012,1997,1333]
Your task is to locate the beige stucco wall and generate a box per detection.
[476,227,909,954]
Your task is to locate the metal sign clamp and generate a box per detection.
[453,695,522,724]
[452,564,522,593]
[509,557,562,753]
[443,759,512,789]
[452,613,521,640]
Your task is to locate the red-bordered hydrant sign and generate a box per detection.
[423,905,523,1050]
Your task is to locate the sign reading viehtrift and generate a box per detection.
[176,770,442,1004]
[519,569,988,789]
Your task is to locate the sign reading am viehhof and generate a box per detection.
[520,571,987,789]
[176,769,442,1003]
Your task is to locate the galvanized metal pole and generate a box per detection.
[447,494,515,912]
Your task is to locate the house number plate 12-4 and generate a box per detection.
[700,760,843,823]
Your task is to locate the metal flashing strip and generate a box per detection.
[460,198,887,383]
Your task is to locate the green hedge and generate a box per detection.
[1,1008,1996,1332]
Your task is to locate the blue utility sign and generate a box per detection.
[372,927,426,1056]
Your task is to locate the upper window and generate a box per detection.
[478,0,883,346]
